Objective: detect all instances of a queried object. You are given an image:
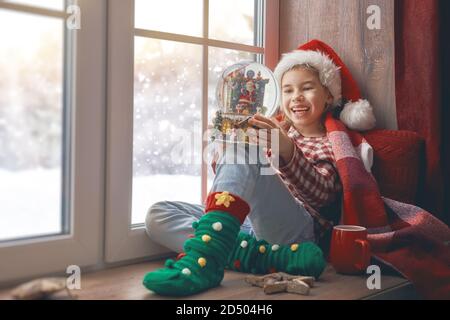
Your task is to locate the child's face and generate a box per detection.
[281,67,332,131]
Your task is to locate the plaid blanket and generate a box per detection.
[324,113,450,299]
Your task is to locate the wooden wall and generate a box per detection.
[279,0,397,129]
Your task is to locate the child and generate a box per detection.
[142,39,376,296]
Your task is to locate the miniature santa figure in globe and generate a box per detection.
[236,80,257,114]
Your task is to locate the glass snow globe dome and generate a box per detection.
[211,61,279,144]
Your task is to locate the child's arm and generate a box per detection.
[246,114,339,208]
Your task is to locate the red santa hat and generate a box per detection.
[274,39,376,131]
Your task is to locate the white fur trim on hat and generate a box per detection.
[340,99,376,131]
[274,50,342,106]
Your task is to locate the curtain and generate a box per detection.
[394,0,447,222]
[441,1,450,225]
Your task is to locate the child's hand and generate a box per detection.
[248,114,294,163]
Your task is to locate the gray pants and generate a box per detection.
[145,144,315,253]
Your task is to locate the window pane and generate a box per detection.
[132,37,202,225]
[0,10,64,242]
[207,47,258,191]
[209,0,256,45]
[135,0,202,37]
[2,0,65,11]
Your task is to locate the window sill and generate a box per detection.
[0,261,417,300]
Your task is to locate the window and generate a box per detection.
[106,0,278,263]
[0,0,104,285]
[0,1,66,242]
[131,0,263,226]
[0,0,278,284]
[132,37,203,225]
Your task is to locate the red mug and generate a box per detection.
[329,225,371,274]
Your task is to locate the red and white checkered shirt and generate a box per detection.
[278,127,342,210]
[210,127,342,239]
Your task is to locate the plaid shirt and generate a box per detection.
[276,127,342,238]
[278,127,341,207]
[211,126,342,239]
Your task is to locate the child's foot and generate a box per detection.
[226,232,326,279]
[143,192,250,296]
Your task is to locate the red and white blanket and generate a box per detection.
[325,113,450,299]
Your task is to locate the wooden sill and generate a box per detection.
[0,260,418,300]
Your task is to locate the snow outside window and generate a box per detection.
[0,0,67,243]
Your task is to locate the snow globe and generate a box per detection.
[211,61,279,144]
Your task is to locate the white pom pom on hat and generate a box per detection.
[273,39,376,131]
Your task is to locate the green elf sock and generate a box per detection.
[226,232,326,279]
[143,191,250,297]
